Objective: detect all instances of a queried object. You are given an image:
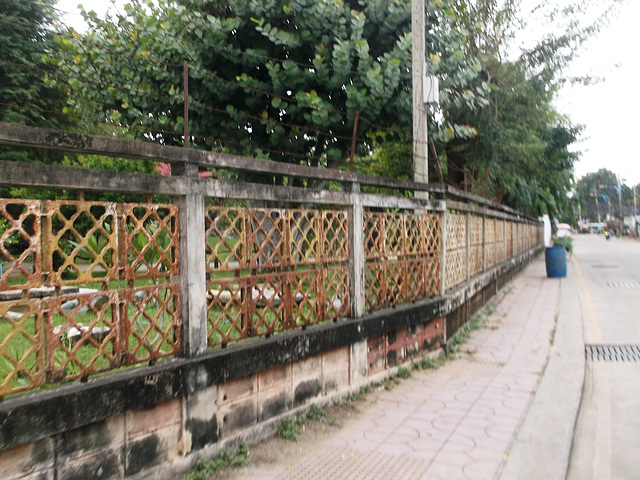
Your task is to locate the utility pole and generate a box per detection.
[634,185,638,236]
[617,175,623,221]
[412,0,428,199]
[593,188,602,225]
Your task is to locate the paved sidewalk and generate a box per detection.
[241,256,580,479]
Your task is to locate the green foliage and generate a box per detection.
[412,355,444,371]
[574,168,623,222]
[305,404,327,422]
[54,0,485,182]
[0,0,74,169]
[277,418,299,442]
[432,0,622,216]
[552,235,573,254]
[185,443,249,480]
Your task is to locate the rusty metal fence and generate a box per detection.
[204,206,350,347]
[364,210,441,313]
[0,195,543,397]
[0,123,544,399]
[0,198,181,397]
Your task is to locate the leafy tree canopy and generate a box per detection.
[52,0,484,183]
[0,0,73,165]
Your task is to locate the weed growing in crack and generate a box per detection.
[277,418,300,442]
[185,443,249,480]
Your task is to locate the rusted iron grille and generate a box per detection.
[0,199,180,396]
[496,219,506,264]
[469,215,483,277]
[0,199,41,291]
[485,218,496,269]
[445,212,467,290]
[205,206,349,347]
[364,211,441,313]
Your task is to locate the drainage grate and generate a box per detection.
[585,344,640,362]
[591,265,618,269]
[607,282,640,288]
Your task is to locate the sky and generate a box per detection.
[55,0,640,187]
[549,1,640,187]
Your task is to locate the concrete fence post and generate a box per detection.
[440,206,448,297]
[347,182,365,318]
[466,212,471,282]
[172,162,208,358]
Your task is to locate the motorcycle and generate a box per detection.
[605,230,611,240]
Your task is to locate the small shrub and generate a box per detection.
[277,418,300,442]
[552,235,573,254]
[185,443,249,480]
[306,404,327,421]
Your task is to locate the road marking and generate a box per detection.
[572,255,602,343]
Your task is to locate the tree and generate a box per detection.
[575,169,622,223]
[0,0,72,156]
[425,0,623,219]
[54,0,484,185]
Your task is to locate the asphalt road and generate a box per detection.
[567,234,640,480]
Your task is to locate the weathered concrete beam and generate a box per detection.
[0,295,446,451]
[0,122,439,193]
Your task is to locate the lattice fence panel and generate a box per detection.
[46,291,120,382]
[205,207,247,272]
[425,256,441,296]
[445,248,467,289]
[325,266,350,319]
[496,220,506,263]
[124,204,179,279]
[405,214,425,256]
[446,213,467,251]
[405,259,426,302]
[506,222,513,258]
[445,213,467,288]
[322,211,348,263]
[207,278,247,347]
[485,218,496,269]
[289,210,319,266]
[386,261,405,305]
[123,285,181,363]
[248,209,286,269]
[292,270,321,327]
[469,215,483,277]
[45,200,118,285]
[365,264,384,312]
[0,199,40,291]
[424,214,441,255]
[384,213,405,258]
[0,300,44,396]
[250,273,290,336]
[364,212,384,260]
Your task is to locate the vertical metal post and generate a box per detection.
[349,111,360,172]
[183,61,189,149]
